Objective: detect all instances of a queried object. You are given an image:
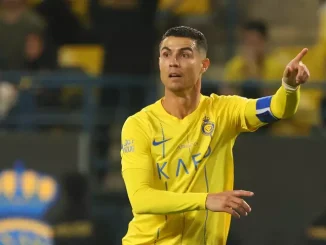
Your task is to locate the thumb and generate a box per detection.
[283,66,292,78]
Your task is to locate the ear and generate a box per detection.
[201,58,210,74]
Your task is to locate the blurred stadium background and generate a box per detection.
[1,0,326,244]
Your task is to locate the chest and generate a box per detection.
[150,113,219,181]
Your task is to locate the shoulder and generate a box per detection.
[124,101,158,124]
[205,93,249,108]
[122,111,148,132]
[122,101,160,136]
[203,94,251,120]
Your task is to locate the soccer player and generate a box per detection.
[120,26,310,245]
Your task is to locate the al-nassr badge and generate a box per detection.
[201,116,215,136]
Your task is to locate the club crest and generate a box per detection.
[201,116,215,136]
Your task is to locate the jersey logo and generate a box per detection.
[152,138,171,146]
[201,116,215,136]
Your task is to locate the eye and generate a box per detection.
[162,52,169,58]
[182,53,191,58]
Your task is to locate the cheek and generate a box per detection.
[192,63,203,76]
[159,59,168,71]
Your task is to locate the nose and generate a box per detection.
[169,57,180,67]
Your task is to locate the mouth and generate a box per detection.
[169,73,182,78]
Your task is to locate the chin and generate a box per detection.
[168,87,185,93]
[166,84,191,93]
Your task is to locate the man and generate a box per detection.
[0,0,46,70]
[223,20,284,97]
[121,26,310,244]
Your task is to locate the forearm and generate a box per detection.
[123,169,207,215]
[270,84,300,119]
[131,187,207,215]
[244,84,300,128]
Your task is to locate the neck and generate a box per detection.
[162,82,201,119]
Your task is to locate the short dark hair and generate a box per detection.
[243,20,268,39]
[161,26,208,54]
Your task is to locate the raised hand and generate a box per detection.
[282,48,310,87]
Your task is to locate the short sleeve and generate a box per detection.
[121,116,153,171]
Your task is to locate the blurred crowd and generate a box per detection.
[223,18,326,136]
[0,0,325,136]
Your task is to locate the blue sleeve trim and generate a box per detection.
[256,96,279,123]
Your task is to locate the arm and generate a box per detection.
[244,82,300,130]
[123,169,207,214]
[240,48,310,131]
[121,116,207,215]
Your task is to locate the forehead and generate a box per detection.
[160,36,197,51]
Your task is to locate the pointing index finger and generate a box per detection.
[232,190,254,197]
[294,48,308,62]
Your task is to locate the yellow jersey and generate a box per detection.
[121,86,300,244]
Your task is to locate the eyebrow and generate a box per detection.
[160,46,194,53]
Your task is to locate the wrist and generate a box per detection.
[282,78,299,91]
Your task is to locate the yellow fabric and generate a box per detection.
[57,45,104,103]
[225,47,324,135]
[120,85,298,244]
[270,86,300,119]
[58,45,104,75]
[318,4,326,44]
[70,0,90,26]
[244,85,299,131]
[307,226,326,240]
[159,0,210,15]
[70,0,88,16]
[267,46,326,134]
[224,54,284,83]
